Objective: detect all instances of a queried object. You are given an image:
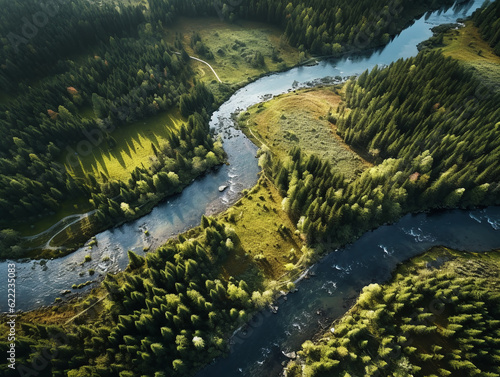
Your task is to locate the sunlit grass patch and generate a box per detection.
[440,22,500,90]
[218,177,304,281]
[239,87,371,180]
[63,110,184,183]
[164,17,301,85]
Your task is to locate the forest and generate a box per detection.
[0,216,285,377]
[0,0,463,259]
[1,0,499,377]
[286,247,500,377]
[473,0,500,56]
[0,0,224,257]
[262,49,500,246]
[151,0,457,55]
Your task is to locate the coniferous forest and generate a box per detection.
[265,51,500,245]
[287,247,500,377]
[0,0,468,256]
[1,0,500,377]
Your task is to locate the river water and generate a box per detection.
[0,1,497,373]
[196,207,500,377]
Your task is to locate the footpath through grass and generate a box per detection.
[164,17,302,86]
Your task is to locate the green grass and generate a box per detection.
[11,19,301,250]
[239,87,371,180]
[164,17,302,86]
[63,109,184,183]
[7,196,92,237]
[218,177,305,281]
[439,22,500,91]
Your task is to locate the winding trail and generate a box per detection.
[174,52,222,82]
[65,293,109,325]
[23,210,97,250]
[24,54,217,251]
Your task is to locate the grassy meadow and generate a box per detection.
[164,17,302,85]
[439,22,500,91]
[239,87,371,180]
[63,110,184,183]
[218,177,305,282]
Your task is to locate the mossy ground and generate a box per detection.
[164,17,302,86]
[218,176,305,283]
[239,86,371,180]
[439,22,500,91]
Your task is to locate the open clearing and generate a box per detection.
[219,177,305,283]
[239,87,371,180]
[22,20,299,238]
[63,110,184,183]
[164,17,301,85]
[440,22,500,91]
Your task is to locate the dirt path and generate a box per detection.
[23,209,97,250]
[174,52,222,83]
[64,293,109,325]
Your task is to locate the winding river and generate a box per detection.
[1,0,499,374]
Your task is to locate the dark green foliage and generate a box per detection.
[0,1,227,251]
[269,51,500,246]
[0,0,145,90]
[1,218,253,376]
[473,0,500,56]
[150,0,456,55]
[179,83,215,118]
[287,250,500,377]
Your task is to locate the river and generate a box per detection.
[0,1,497,373]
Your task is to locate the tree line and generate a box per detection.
[262,51,500,246]
[0,216,277,376]
[149,0,456,56]
[473,0,500,56]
